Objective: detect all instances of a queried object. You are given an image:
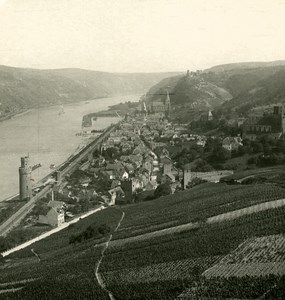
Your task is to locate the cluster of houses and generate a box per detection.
[35,99,250,228]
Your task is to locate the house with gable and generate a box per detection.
[38,202,65,227]
[108,186,125,205]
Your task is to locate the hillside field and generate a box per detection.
[1,183,285,299]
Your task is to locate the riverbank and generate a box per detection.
[0,94,140,201]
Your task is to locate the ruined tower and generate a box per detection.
[19,156,33,201]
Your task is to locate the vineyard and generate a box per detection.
[203,234,285,278]
[0,208,125,299]
[1,182,285,298]
[177,275,285,299]
[97,206,285,299]
[0,247,110,299]
[101,256,221,284]
[6,207,122,260]
[113,183,285,240]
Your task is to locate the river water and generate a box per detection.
[0,94,140,201]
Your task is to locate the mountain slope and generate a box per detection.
[222,69,285,113]
[206,60,285,73]
[145,60,285,116]
[146,73,232,110]
[0,65,180,113]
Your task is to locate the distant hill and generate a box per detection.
[145,60,285,116]
[0,65,180,113]
[146,72,232,111]
[206,60,285,73]
[222,69,285,113]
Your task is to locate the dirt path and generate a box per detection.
[95,210,125,300]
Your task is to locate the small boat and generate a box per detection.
[50,164,56,169]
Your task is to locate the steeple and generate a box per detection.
[164,90,171,118]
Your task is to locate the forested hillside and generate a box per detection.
[0,65,179,114]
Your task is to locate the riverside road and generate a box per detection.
[0,122,120,237]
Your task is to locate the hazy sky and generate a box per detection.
[0,0,285,72]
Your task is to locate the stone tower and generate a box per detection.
[120,179,134,203]
[273,105,283,116]
[164,91,171,118]
[183,168,192,190]
[19,156,33,201]
[273,105,285,134]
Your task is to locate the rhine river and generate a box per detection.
[0,94,139,201]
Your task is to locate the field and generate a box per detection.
[203,234,285,278]
[99,206,285,299]
[2,183,285,299]
[113,183,285,240]
[223,165,285,181]
[0,246,110,300]
[177,275,285,299]
[6,207,122,259]
[0,207,124,299]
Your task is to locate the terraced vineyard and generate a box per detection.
[204,234,285,278]
[6,207,122,259]
[100,206,285,299]
[0,207,123,299]
[2,183,285,299]
[177,275,285,299]
[0,247,110,300]
[101,256,221,284]
[114,183,285,240]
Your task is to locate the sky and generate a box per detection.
[0,0,285,72]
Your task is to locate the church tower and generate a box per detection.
[164,90,171,118]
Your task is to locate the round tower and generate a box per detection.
[19,156,33,201]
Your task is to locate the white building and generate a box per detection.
[38,207,65,227]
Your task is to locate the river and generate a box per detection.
[0,94,140,201]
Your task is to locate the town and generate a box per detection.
[5,86,285,236]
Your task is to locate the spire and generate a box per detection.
[165,90,170,104]
[164,89,171,118]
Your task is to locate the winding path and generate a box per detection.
[95,210,125,300]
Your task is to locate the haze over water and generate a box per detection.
[0,94,139,201]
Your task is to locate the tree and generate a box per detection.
[209,145,231,163]
[0,237,7,252]
[154,183,172,198]
[98,224,111,235]
[252,142,264,154]
[276,139,285,154]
